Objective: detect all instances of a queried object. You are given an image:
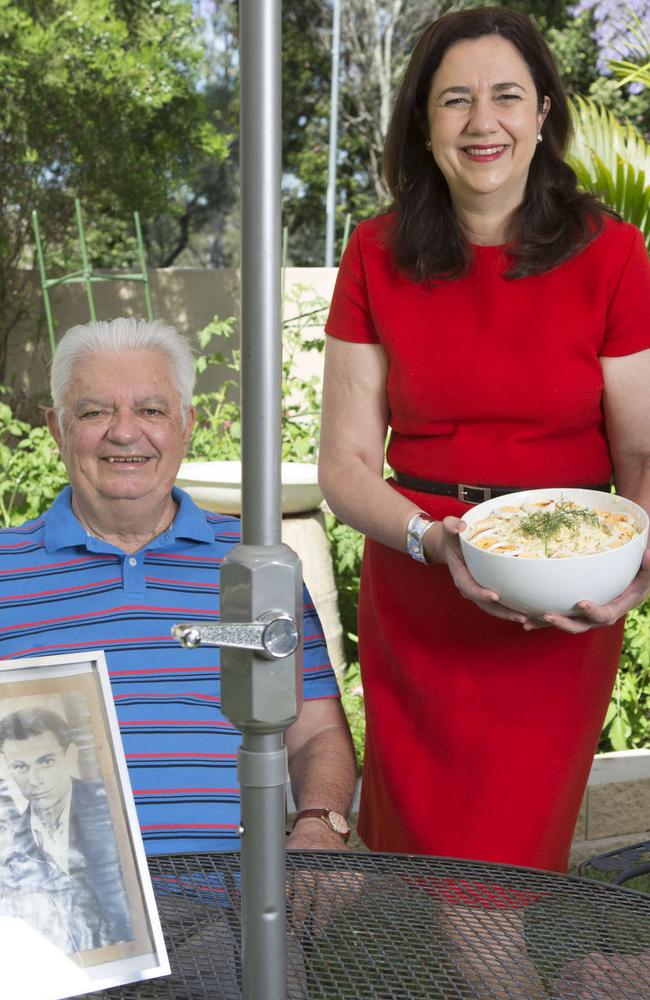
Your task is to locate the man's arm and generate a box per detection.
[285,697,357,850]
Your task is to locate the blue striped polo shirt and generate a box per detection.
[0,486,339,854]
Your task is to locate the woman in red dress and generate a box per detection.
[319,7,650,873]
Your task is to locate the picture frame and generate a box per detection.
[0,650,170,1000]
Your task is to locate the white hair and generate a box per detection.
[50,317,196,422]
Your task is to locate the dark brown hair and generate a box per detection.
[383,6,613,280]
[0,708,72,751]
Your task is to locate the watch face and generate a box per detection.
[327,811,350,835]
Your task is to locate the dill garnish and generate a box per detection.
[520,500,600,555]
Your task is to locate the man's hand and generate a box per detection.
[551,950,650,998]
[287,816,349,852]
[285,697,356,853]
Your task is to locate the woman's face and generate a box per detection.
[426,35,549,215]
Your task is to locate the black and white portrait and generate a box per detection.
[0,698,132,953]
[0,652,168,1000]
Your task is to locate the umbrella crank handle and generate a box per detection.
[172,611,299,660]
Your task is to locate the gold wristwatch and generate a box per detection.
[294,808,351,842]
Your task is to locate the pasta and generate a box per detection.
[464,497,640,559]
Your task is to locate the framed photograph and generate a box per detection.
[0,651,169,999]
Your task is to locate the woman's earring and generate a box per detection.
[537,132,543,143]
[425,139,432,150]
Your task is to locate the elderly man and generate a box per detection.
[0,318,356,854]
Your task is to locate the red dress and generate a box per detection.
[325,214,650,872]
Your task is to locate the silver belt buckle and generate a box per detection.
[457,483,492,505]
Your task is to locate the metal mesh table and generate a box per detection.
[95,850,650,999]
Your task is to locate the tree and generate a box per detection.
[180,0,344,269]
[281,0,451,266]
[0,0,225,379]
[338,0,449,203]
[147,0,239,268]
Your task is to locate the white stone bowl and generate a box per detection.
[176,460,323,515]
[458,488,648,617]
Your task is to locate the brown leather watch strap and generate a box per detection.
[294,808,351,842]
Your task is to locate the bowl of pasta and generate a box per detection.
[458,488,648,617]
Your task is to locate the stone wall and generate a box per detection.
[570,748,650,868]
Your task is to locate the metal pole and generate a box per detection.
[174,4,300,993]
[133,211,154,320]
[31,211,57,356]
[75,199,96,321]
[240,0,282,548]
[238,6,292,1000]
[325,0,342,266]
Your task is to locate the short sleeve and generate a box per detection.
[600,225,650,356]
[301,583,340,700]
[325,225,380,344]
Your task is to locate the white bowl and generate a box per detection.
[176,460,323,515]
[458,488,648,617]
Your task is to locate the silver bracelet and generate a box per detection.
[406,511,436,563]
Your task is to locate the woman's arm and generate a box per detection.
[540,349,650,634]
[318,337,415,549]
[319,337,531,624]
[603,349,650,513]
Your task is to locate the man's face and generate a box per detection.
[47,349,195,514]
[1,732,74,814]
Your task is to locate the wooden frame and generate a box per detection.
[0,651,169,998]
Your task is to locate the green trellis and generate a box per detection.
[32,198,154,357]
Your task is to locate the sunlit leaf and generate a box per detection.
[568,97,650,249]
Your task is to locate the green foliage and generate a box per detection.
[188,315,241,462]
[1,0,225,373]
[599,601,650,751]
[187,288,328,464]
[340,661,365,772]
[325,514,364,668]
[606,9,650,91]
[281,287,327,461]
[0,397,67,526]
[325,514,366,769]
[546,12,603,95]
[568,96,650,245]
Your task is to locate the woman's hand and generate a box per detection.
[426,516,532,625]
[525,547,650,634]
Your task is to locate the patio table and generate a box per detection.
[89,849,649,1000]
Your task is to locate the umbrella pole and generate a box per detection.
[175,6,295,996]
[235,3,295,998]
[172,0,294,1000]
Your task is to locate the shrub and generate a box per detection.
[0,395,68,526]
[187,287,327,464]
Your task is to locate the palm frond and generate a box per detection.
[609,57,650,90]
[568,97,650,247]
[607,11,650,88]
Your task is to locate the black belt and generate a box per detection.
[392,471,612,506]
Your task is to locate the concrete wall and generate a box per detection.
[9,267,338,401]
[570,749,650,868]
